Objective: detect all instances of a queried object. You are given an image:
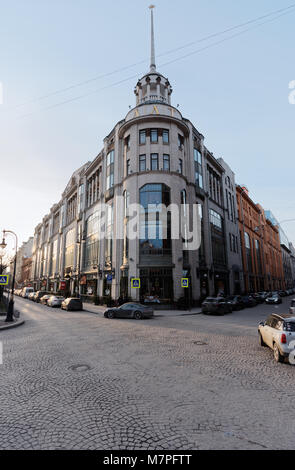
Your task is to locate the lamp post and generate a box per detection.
[0,230,18,322]
[76,228,84,298]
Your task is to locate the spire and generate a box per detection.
[149,5,156,72]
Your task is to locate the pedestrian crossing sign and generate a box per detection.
[181,278,189,288]
[0,275,9,285]
[131,278,141,289]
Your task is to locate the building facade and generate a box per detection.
[237,186,285,292]
[264,211,295,289]
[31,10,244,305]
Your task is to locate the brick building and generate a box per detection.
[237,186,285,293]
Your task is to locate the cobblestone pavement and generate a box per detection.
[0,296,295,450]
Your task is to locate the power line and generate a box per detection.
[160,8,295,68]
[14,2,295,110]
[17,6,295,119]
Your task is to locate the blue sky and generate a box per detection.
[1,0,295,252]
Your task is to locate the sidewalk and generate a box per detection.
[83,302,202,317]
[0,318,25,331]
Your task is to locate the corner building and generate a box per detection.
[32,10,242,305]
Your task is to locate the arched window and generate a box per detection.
[139,184,171,256]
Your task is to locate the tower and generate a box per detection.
[134,5,173,106]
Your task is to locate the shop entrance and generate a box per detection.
[139,268,173,304]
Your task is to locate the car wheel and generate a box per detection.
[134,311,143,320]
[258,332,267,347]
[273,343,284,363]
[107,311,115,319]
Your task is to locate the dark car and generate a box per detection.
[61,298,83,311]
[225,295,244,311]
[34,291,48,303]
[250,293,264,304]
[241,295,257,308]
[279,290,287,297]
[258,292,271,301]
[201,297,232,315]
[104,303,154,320]
[265,294,282,305]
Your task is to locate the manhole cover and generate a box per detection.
[69,364,91,372]
[193,341,208,346]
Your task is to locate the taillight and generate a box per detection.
[281,334,287,344]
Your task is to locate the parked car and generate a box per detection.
[258,292,269,301]
[250,293,264,304]
[21,287,34,299]
[47,296,65,308]
[61,298,83,311]
[34,291,48,303]
[241,295,257,308]
[104,302,154,320]
[28,292,35,300]
[289,299,295,315]
[265,294,282,305]
[40,294,51,305]
[225,295,244,311]
[258,313,295,363]
[201,297,232,315]
[279,290,287,297]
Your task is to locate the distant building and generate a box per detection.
[15,237,33,288]
[236,187,284,292]
[264,211,294,289]
[218,159,243,295]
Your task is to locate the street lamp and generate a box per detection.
[0,230,18,322]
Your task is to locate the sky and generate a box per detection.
[0,0,295,254]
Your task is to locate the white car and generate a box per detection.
[47,295,65,308]
[22,287,34,298]
[258,313,295,363]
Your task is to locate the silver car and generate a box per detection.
[258,313,295,363]
[289,299,295,315]
[47,295,65,308]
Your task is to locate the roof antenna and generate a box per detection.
[149,5,156,72]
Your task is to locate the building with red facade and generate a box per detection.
[236,186,284,293]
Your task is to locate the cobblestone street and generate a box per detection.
[1,297,295,450]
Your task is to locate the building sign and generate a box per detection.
[131,278,140,289]
[80,275,87,286]
[0,275,9,285]
[59,281,66,290]
[181,278,189,288]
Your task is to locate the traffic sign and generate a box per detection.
[0,275,9,286]
[181,278,189,288]
[131,278,141,289]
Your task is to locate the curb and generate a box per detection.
[0,320,25,331]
